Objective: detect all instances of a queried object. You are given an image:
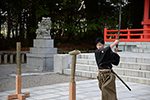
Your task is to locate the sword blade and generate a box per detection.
[116,4,122,47]
[112,70,131,91]
[118,4,121,39]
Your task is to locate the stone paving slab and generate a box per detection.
[0,80,150,100]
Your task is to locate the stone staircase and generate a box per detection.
[132,44,150,53]
[105,42,150,53]
[63,52,150,85]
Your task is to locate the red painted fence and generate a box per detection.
[104,28,150,42]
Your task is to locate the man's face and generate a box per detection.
[96,42,105,50]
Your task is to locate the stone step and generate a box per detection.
[137,45,150,49]
[132,48,150,53]
[76,59,150,71]
[105,42,150,52]
[77,57,150,68]
[74,64,150,78]
[78,53,95,59]
[78,53,150,64]
[63,69,150,85]
[63,52,150,85]
[75,64,98,72]
[118,62,150,71]
[113,68,150,78]
[120,57,150,64]
[75,63,150,72]
[63,69,97,79]
[76,59,96,66]
[117,75,150,85]
[131,44,150,53]
[30,47,57,54]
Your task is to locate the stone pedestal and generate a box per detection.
[54,54,72,74]
[26,39,57,70]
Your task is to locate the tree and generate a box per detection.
[0,0,144,50]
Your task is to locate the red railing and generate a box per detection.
[104,28,150,42]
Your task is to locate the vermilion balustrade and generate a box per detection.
[104,28,150,42]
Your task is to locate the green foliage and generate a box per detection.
[61,24,73,30]
[0,0,144,50]
[36,6,50,17]
[57,42,61,46]
[87,19,104,31]
[29,27,36,34]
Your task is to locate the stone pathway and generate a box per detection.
[0,80,150,100]
[0,64,90,92]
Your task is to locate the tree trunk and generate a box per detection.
[12,29,15,38]
[19,12,24,42]
[15,15,18,40]
[0,15,1,36]
[26,14,30,46]
[28,3,37,47]
[7,2,11,47]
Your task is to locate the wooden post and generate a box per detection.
[69,50,81,100]
[142,0,150,38]
[7,42,30,100]
[16,42,22,94]
[17,42,21,76]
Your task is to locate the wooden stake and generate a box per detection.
[16,75,21,94]
[7,42,30,100]
[17,42,21,75]
[69,50,81,100]
[70,55,76,82]
[69,82,76,100]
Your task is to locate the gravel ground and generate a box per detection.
[0,64,92,92]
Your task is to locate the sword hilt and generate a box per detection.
[116,44,118,48]
[116,37,119,48]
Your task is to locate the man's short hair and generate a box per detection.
[95,37,105,45]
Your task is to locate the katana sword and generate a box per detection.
[100,62,132,91]
[107,66,131,91]
[112,70,131,91]
[110,3,131,91]
[116,4,122,47]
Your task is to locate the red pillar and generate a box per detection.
[104,28,107,41]
[141,0,150,38]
